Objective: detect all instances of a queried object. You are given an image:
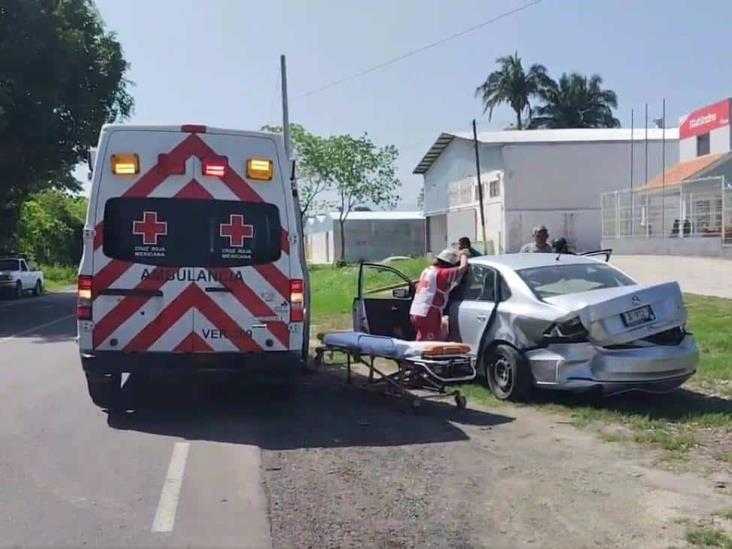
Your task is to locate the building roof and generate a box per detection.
[316,211,423,221]
[413,128,680,175]
[645,152,731,188]
[304,211,423,234]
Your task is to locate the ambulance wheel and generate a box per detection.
[86,372,121,409]
[484,344,532,402]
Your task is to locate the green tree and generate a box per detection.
[16,189,87,264]
[261,124,332,220]
[0,0,133,248]
[323,134,400,264]
[475,52,551,130]
[529,73,620,129]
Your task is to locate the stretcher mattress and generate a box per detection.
[321,331,470,359]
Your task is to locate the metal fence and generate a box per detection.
[601,177,732,245]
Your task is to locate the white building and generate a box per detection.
[304,211,425,264]
[414,128,679,254]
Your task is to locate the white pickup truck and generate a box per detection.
[0,257,44,298]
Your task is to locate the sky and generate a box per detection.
[86,0,732,208]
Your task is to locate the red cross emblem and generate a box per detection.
[219,214,254,247]
[133,211,168,246]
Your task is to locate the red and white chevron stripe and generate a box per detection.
[90,130,295,354]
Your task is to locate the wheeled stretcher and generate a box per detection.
[314,331,476,409]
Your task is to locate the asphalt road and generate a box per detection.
[0,291,271,548]
[3,291,730,548]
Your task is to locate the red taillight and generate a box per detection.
[290,279,304,323]
[203,155,228,177]
[157,153,186,175]
[181,124,207,133]
[77,275,92,321]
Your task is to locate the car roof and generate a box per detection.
[470,253,606,271]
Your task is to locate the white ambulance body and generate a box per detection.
[77,124,308,407]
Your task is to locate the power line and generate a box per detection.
[295,0,542,100]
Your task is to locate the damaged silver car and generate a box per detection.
[352,255,698,401]
[447,254,698,400]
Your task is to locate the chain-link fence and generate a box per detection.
[602,177,731,244]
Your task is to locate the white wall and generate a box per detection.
[502,139,679,212]
[427,214,448,253]
[711,125,731,155]
[423,138,504,215]
[307,231,333,264]
[506,209,601,253]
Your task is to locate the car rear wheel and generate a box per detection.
[85,372,122,409]
[484,344,532,402]
[14,281,23,299]
[33,280,42,297]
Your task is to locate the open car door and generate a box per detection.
[580,249,613,262]
[354,262,416,340]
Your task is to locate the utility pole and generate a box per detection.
[662,97,666,237]
[630,108,634,236]
[280,54,291,159]
[644,103,649,186]
[472,119,489,254]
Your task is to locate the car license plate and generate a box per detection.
[621,305,655,327]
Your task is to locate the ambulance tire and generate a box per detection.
[86,372,122,409]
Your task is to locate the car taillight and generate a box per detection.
[543,316,588,343]
[290,279,304,323]
[77,275,92,321]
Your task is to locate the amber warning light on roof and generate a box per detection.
[247,158,273,181]
[111,153,139,175]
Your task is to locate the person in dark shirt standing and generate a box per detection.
[458,237,482,258]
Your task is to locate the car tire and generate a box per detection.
[85,372,122,409]
[483,344,532,402]
[14,281,23,300]
[33,280,42,297]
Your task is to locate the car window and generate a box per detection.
[517,263,635,299]
[0,259,19,271]
[461,265,496,301]
[20,261,28,272]
[103,197,282,267]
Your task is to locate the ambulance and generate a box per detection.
[77,124,309,408]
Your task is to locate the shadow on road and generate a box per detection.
[107,368,515,450]
[534,386,732,423]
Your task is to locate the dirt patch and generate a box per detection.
[261,368,732,548]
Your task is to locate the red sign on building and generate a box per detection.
[679,98,731,139]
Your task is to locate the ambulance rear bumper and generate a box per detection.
[80,350,304,374]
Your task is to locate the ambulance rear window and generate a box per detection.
[103,197,282,267]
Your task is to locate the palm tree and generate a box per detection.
[475,52,552,130]
[529,73,620,129]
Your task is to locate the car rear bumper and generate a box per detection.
[80,350,304,374]
[525,334,698,394]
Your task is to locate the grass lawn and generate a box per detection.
[309,261,732,461]
[462,293,732,461]
[42,264,77,291]
[310,258,426,332]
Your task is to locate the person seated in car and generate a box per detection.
[458,237,482,258]
[409,248,469,341]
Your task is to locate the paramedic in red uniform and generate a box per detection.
[410,248,469,341]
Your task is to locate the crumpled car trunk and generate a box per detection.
[544,282,686,347]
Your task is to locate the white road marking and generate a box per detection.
[0,314,75,345]
[152,442,190,533]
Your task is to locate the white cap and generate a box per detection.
[436,248,459,265]
[532,224,548,234]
